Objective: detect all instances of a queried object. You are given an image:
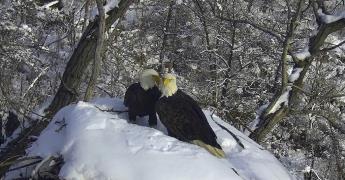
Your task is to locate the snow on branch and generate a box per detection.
[41,1,59,9]
[22,66,49,99]
[266,87,291,115]
[321,39,345,52]
[250,4,345,143]
[288,68,303,83]
[293,49,311,61]
[90,0,120,21]
[317,9,345,24]
[261,65,304,115]
[214,16,283,42]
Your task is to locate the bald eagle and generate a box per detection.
[155,73,225,158]
[124,69,161,126]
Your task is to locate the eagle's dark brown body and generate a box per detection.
[124,83,161,126]
[155,90,222,149]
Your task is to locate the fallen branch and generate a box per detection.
[31,155,63,180]
[94,105,128,113]
[7,160,42,172]
[22,66,50,99]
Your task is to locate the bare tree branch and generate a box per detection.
[250,1,345,143]
[321,40,345,52]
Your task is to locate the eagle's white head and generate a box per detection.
[160,73,178,97]
[140,69,160,90]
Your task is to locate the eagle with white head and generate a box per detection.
[124,69,161,126]
[156,73,225,158]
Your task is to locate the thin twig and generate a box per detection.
[96,86,113,97]
[7,160,42,172]
[31,155,53,178]
[311,169,323,180]
[94,105,128,113]
[289,84,311,96]
[54,118,67,133]
[321,40,345,52]
[0,156,42,169]
[22,66,50,99]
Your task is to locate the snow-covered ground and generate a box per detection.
[8,97,294,180]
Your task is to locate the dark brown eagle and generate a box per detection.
[124,69,161,126]
[155,73,225,158]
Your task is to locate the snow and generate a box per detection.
[294,49,311,61]
[41,1,59,9]
[21,24,32,32]
[176,0,183,5]
[288,68,303,82]
[217,2,223,11]
[189,63,198,70]
[328,36,345,57]
[22,97,294,180]
[176,48,184,53]
[0,126,22,151]
[245,103,269,135]
[317,9,345,24]
[267,87,291,115]
[31,97,53,120]
[302,166,311,173]
[0,98,51,153]
[146,57,160,65]
[90,0,120,21]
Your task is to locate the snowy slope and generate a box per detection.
[22,97,294,180]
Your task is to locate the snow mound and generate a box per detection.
[25,97,294,180]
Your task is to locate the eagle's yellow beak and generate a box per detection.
[162,78,170,87]
[152,75,160,86]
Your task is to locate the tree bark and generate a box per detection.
[84,0,106,102]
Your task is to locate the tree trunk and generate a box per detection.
[250,5,345,143]
[84,0,106,102]
[0,0,134,176]
[46,0,134,117]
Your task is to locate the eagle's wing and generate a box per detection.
[177,91,220,148]
[156,90,220,148]
[147,86,162,101]
[124,83,146,107]
[124,83,136,107]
